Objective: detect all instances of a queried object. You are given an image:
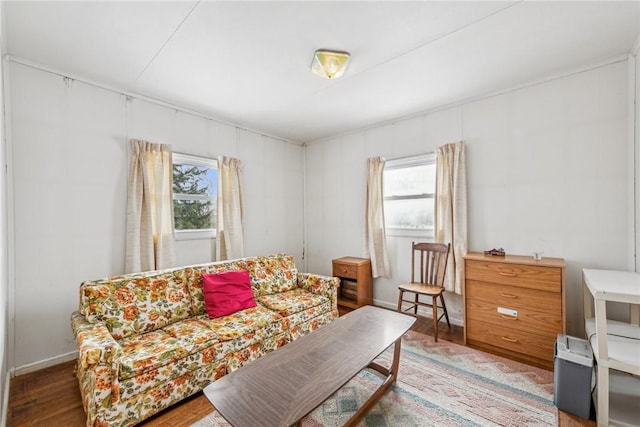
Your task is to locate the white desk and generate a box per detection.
[582,269,640,426]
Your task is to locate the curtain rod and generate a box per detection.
[386,151,436,163]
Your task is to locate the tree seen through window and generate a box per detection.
[172,155,217,231]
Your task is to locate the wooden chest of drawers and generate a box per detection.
[463,253,566,369]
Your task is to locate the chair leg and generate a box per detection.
[413,293,419,315]
[432,295,438,342]
[440,294,451,328]
[397,290,404,312]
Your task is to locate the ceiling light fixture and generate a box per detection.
[311,49,350,79]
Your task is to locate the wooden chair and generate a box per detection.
[397,242,451,342]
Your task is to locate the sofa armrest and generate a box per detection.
[297,273,340,319]
[72,310,125,418]
[72,311,121,370]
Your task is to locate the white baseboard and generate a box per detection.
[13,350,78,376]
[373,299,464,327]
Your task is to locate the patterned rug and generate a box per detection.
[191,330,557,426]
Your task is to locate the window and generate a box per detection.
[383,153,436,236]
[172,153,217,239]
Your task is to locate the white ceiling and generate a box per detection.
[4,1,640,143]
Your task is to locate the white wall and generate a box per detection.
[8,62,304,370]
[4,51,635,373]
[305,108,466,321]
[0,2,9,421]
[306,60,631,336]
[635,0,640,276]
[635,50,640,273]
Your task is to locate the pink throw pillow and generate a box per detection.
[202,271,257,318]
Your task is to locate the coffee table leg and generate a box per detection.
[344,337,403,427]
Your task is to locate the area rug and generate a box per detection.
[191,330,556,426]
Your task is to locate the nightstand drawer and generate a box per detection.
[465,280,561,312]
[465,298,562,337]
[333,263,358,279]
[465,260,561,292]
[466,319,554,361]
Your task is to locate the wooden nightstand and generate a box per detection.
[332,257,373,309]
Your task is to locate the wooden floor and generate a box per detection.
[8,308,594,427]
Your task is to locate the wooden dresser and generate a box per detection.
[332,257,373,309]
[463,252,566,369]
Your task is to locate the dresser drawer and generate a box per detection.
[466,319,554,361]
[465,299,562,337]
[465,280,561,313]
[333,262,358,280]
[465,260,561,292]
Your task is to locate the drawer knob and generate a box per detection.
[500,293,517,298]
[343,269,348,273]
[501,336,519,343]
[500,314,518,320]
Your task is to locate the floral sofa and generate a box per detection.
[71,253,339,427]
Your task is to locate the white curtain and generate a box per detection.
[125,139,175,273]
[216,156,244,261]
[435,141,468,294]
[364,157,391,278]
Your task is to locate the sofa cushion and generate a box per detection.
[80,269,192,340]
[162,318,219,354]
[186,255,299,314]
[202,271,256,318]
[197,305,285,343]
[277,301,332,332]
[245,254,298,296]
[256,288,329,317]
[118,317,223,381]
[118,330,189,380]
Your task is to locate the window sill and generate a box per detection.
[175,230,217,241]
[385,228,434,239]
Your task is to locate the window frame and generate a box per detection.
[172,152,218,240]
[383,152,437,238]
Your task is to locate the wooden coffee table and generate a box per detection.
[203,305,416,427]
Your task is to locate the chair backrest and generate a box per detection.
[411,242,451,286]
